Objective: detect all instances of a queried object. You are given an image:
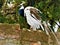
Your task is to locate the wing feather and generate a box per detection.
[30,8,41,20]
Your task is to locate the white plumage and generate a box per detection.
[24,6,44,31]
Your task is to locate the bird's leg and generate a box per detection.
[30,26,33,30]
[27,26,32,31]
[30,26,36,31]
[32,27,37,31]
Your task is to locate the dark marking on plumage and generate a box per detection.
[30,8,41,20]
[19,9,24,17]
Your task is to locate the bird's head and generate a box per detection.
[18,1,26,17]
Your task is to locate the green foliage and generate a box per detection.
[19,16,29,29]
[0,0,4,8]
[35,0,60,21]
[0,13,16,24]
[0,15,6,23]
[37,1,45,9]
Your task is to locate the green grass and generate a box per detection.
[58,28,60,32]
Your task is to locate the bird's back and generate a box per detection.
[24,6,41,20]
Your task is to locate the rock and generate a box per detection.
[30,41,41,45]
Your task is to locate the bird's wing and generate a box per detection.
[30,8,41,20]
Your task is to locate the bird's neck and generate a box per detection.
[19,5,24,10]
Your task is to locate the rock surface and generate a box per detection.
[0,23,60,45]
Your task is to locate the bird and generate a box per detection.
[19,1,44,31]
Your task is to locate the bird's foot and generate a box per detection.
[32,29,37,31]
[27,29,31,32]
[38,30,42,32]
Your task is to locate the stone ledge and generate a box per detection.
[0,23,48,42]
[0,23,60,45]
[21,30,48,42]
[0,23,20,39]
